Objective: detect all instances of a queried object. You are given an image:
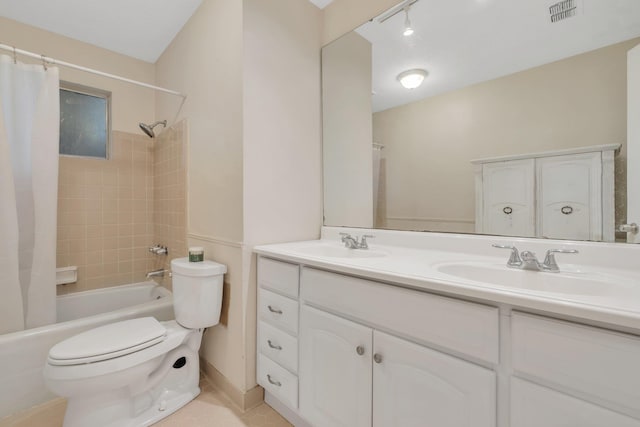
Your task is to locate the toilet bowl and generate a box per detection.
[44,258,226,427]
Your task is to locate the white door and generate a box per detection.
[372,331,496,427]
[481,159,535,237]
[511,378,640,427]
[299,305,372,427]
[536,152,602,241]
[627,44,640,243]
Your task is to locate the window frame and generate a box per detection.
[59,80,112,160]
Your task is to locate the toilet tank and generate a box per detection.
[170,258,227,329]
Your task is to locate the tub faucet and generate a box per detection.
[146,269,168,279]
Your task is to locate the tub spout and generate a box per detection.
[146,269,169,279]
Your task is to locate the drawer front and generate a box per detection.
[512,312,640,415]
[301,267,499,364]
[511,378,640,427]
[258,257,299,298]
[257,353,298,410]
[258,321,298,373]
[258,288,299,336]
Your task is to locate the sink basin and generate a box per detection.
[296,244,387,259]
[434,262,630,296]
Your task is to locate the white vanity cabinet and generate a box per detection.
[299,267,497,427]
[256,253,640,427]
[473,144,619,241]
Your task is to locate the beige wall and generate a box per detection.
[155,0,244,243]
[373,39,635,232]
[322,31,373,227]
[156,0,322,397]
[0,17,155,134]
[242,0,323,391]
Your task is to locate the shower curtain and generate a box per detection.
[0,55,59,333]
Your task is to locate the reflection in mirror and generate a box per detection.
[322,0,640,242]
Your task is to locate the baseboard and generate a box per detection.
[200,357,264,412]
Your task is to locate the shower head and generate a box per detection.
[139,120,167,138]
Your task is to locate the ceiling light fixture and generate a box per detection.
[403,5,414,36]
[397,69,428,89]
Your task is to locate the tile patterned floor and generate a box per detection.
[2,376,291,427]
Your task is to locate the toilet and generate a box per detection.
[43,258,226,427]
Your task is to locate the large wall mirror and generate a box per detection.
[323,0,640,243]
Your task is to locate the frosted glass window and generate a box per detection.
[59,82,111,159]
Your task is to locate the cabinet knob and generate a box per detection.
[267,340,282,350]
[356,345,365,356]
[561,205,573,215]
[502,206,513,215]
[267,374,281,387]
[373,353,383,364]
[267,305,283,315]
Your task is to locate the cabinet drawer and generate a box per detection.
[301,267,499,364]
[258,321,298,373]
[511,378,640,427]
[512,312,640,415]
[257,353,298,410]
[258,257,299,298]
[258,288,299,336]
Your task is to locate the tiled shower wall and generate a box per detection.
[56,122,187,294]
[152,120,188,291]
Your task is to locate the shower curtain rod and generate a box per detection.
[0,43,187,99]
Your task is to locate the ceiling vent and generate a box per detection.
[549,0,577,23]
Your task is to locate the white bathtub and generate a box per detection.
[0,282,174,419]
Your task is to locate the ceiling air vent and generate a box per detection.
[549,0,577,23]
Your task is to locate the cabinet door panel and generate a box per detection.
[511,378,640,427]
[373,331,496,427]
[536,152,601,241]
[299,305,372,427]
[481,159,535,237]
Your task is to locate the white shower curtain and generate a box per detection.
[0,55,59,333]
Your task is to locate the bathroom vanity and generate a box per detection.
[255,228,640,427]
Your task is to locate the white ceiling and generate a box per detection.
[0,0,202,63]
[355,0,640,112]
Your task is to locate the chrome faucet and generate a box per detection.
[146,269,168,279]
[492,244,578,272]
[339,233,375,249]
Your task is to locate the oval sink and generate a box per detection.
[296,244,387,259]
[434,262,630,297]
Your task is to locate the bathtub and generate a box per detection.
[0,282,174,419]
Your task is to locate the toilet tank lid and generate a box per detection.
[171,258,227,277]
[48,317,167,362]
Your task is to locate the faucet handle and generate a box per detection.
[543,249,578,271]
[359,234,375,249]
[492,244,522,266]
[339,232,352,242]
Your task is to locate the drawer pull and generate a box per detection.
[267,340,282,350]
[373,353,383,364]
[356,345,365,356]
[267,374,281,387]
[267,305,283,315]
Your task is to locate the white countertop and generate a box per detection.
[254,235,640,332]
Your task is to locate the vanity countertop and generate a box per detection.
[254,236,640,332]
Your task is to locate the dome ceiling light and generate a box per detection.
[397,69,428,89]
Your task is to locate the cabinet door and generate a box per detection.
[536,152,601,241]
[373,331,496,427]
[511,378,640,427]
[299,305,372,427]
[481,159,535,237]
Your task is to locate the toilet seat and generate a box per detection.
[48,317,167,366]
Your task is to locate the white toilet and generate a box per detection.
[44,258,226,427]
